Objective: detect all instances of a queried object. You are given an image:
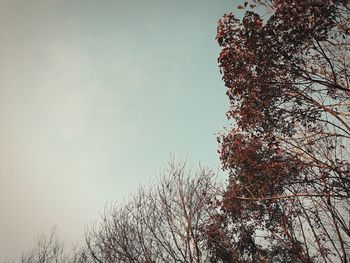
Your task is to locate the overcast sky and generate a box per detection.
[0,0,237,260]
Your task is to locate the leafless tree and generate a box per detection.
[8,228,87,263]
[84,161,221,263]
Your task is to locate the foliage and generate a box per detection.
[206,0,350,262]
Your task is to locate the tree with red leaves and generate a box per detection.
[206,1,350,262]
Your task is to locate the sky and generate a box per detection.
[0,0,238,260]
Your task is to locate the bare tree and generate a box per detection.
[10,228,86,263]
[16,228,65,263]
[84,161,221,263]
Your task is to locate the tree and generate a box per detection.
[84,161,220,263]
[206,0,350,262]
[9,227,86,263]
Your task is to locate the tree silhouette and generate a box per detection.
[84,161,220,263]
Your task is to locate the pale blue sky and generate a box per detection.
[0,0,238,260]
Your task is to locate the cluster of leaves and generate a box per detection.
[207,0,350,262]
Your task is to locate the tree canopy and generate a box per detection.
[206,0,350,262]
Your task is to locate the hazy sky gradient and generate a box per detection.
[0,0,237,260]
